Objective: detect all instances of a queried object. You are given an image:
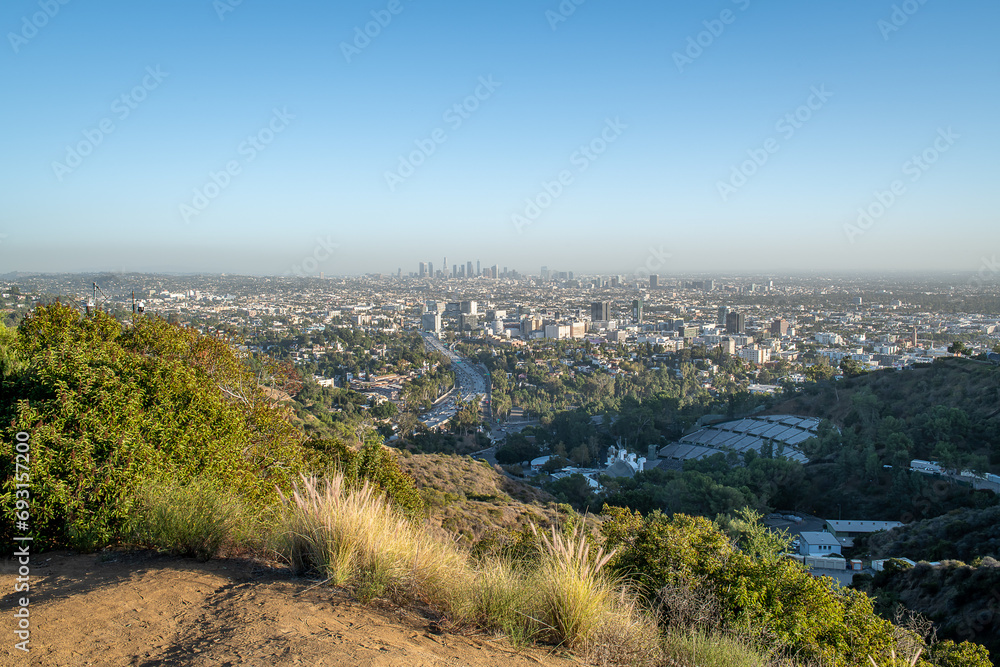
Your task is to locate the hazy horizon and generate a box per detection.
[2,1,997,276]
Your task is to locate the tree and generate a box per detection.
[495,439,541,465]
[569,444,591,466]
[948,341,969,356]
[840,358,867,378]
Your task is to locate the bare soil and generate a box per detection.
[1,551,577,667]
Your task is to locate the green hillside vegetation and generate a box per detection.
[0,304,308,549]
[2,306,994,667]
[758,361,1000,521]
[865,506,1000,563]
[856,559,1000,664]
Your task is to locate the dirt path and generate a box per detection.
[0,552,577,667]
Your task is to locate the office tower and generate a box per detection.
[725,312,746,334]
[610,276,620,288]
[704,279,714,291]
[459,313,478,331]
[591,301,610,322]
[419,262,427,278]
[540,266,550,280]
[428,262,434,277]
[421,312,441,333]
[503,266,507,276]
[649,274,658,289]
[460,300,478,314]
[718,306,729,326]
[476,260,481,276]
[443,257,447,278]
[632,298,643,323]
[491,265,499,278]
[770,318,789,337]
[467,261,473,278]
[453,264,457,278]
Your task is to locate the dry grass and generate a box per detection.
[271,472,665,666]
[273,474,469,608]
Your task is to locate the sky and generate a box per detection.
[1,0,998,277]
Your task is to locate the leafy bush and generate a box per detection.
[128,477,248,560]
[600,506,903,667]
[0,304,307,550]
[304,430,423,517]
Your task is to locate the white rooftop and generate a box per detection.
[800,531,842,547]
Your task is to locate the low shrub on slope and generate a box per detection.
[0,303,307,549]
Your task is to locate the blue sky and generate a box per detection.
[1,0,997,276]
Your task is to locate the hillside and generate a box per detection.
[857,559,1000,664]
[866,506,1000,562]
[756,359,1000,521]
[0,552,570,667]
[396,452,570,544]
[766,358,1000,432]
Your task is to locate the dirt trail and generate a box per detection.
[1,552,576,666]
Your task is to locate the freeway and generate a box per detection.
[417,332,490,430]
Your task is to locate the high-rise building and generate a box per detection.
[459,313,479,331]
[460,300,478,314]
[453,264,457,278]
[491,265,499,278]
[443,257,447,277]
[632,298,643,323]
[476,260,481,276]
[540,266,550,280]
[770,318,789,337]
[704,279,715,291]
[591,301,610,322]
[649,274,658,289]
[467,261,473,278]
[421,312,441,333]
[419,262,427,278]
[718,306,729,326]
[428,262,434,277]
[725,312,746,334]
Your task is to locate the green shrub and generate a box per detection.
[0,304,307,550]
[129,478,248,560]
[600,505,901,667]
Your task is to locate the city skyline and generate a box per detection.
[1,1,998,276]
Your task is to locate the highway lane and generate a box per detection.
[418,331,490,429]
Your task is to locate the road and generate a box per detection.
[418,332,490,430]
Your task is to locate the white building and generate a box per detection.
[799,531,842,557]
